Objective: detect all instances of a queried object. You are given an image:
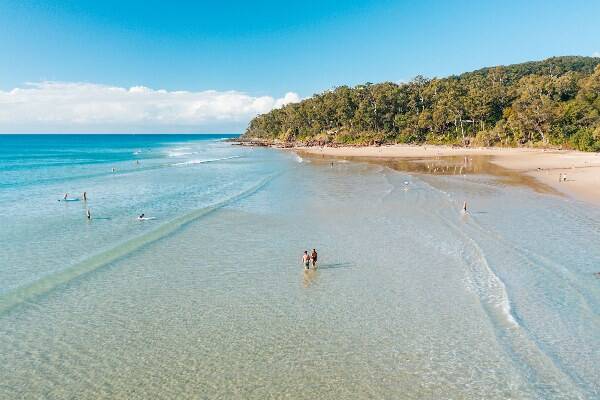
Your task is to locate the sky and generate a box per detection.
[0,0,599,133]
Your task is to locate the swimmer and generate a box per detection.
[139,213,145,219]
[302,251,310,269]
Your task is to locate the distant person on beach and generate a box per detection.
[563,173,567,182]
[302,251,310,269]
[86,209,91,220]
[311,249,318,268]
[463,201,468,213]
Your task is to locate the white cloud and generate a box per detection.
[0,82,300,133]
[593,51,600,58]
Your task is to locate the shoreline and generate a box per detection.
[289,144,600,206]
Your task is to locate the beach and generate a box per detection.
[297,145,600,206]
[1,136,599,399]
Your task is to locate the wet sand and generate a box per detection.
[296,145,600,206]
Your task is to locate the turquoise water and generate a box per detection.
[0,135,599,399]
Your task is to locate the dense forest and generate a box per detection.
[243,56,600,151]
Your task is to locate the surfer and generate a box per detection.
[64,193,68,200]
[311,249,318,268]
[302,251,310,269]
[86,209,91,220]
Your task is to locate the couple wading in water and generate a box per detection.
[302,249,318,270]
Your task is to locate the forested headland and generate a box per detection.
[243,56,600,151]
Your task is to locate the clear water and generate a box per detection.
[0,135,599,399]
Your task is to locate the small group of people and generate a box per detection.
[558,173,567,182]
[302,249,318,269]
[62,190,151,222]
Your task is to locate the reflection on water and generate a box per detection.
[303,268,319,287]
[304,153,559,196]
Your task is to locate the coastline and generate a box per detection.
[291,144,600,206]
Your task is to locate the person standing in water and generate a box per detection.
[86,209,91,220]
[462,201,468,213]
[302,251,310,269]
[311,249,318,268]
[83,191,87,201]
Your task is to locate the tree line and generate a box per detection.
[243,56,600,151]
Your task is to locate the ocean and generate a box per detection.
[0,134,599,399]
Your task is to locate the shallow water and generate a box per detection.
[1,136,599,399]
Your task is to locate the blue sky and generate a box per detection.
[0,0,599,133]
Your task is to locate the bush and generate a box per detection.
[569,128,600,151]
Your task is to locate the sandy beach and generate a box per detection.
[296,145,600,206]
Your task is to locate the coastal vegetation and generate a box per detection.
[244,56,600,151]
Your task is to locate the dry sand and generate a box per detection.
[296,145,600,206]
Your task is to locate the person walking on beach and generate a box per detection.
[311,249,318,268]
[302,251,310,269]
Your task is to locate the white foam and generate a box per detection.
[167,151,196,157]
[461,238,519,328]
[171,156,240,166]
